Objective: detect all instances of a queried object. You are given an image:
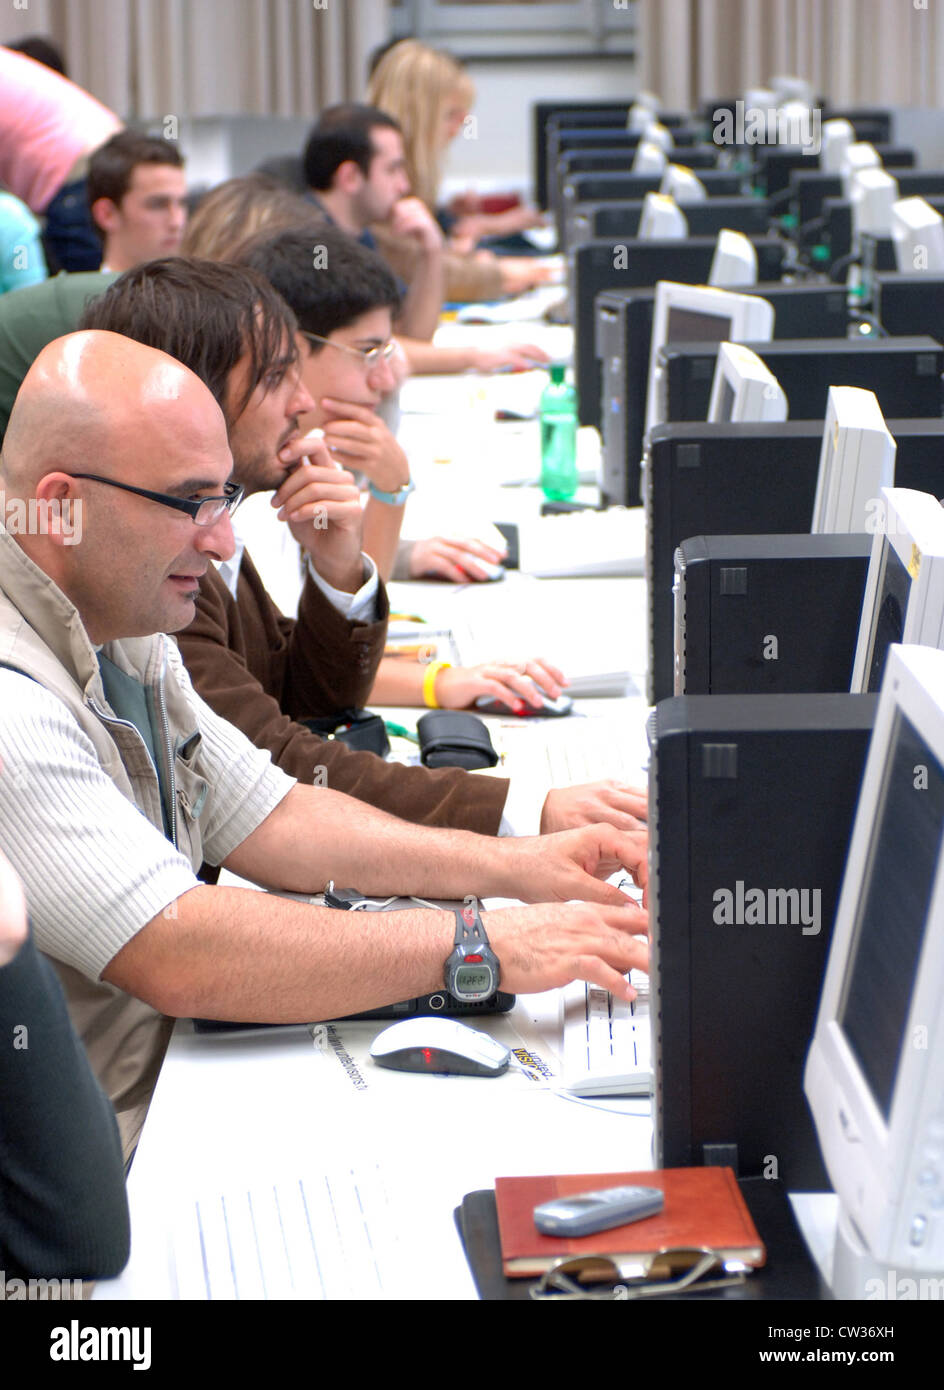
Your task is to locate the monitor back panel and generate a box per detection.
[649,693,877,1191]
[675,533,872,695]
[646,418,944,703]
[534,101,631,206]
[589,197,772,243]
[559,168,743,238]
[660,336,944,426]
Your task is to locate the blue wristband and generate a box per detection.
[368,478,415,506]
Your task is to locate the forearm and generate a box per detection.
[221,783,513,900]
[399,337,478,374]
[361,496,405,583]
[369,656,426,706]
[104,885,456,1023]
[398,249,445,340]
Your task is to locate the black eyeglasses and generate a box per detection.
[68,474,244,527]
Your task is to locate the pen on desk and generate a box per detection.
[389,612,427,624]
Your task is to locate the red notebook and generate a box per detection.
[495,1167,766,1277]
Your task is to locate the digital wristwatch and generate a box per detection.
[444,900,500,1003]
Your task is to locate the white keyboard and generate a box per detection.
[502,714,648,789]
[559,969,652,1097]
[517,508,646,579]
[540,717,647,786]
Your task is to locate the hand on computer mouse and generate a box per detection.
[438,657,566,713]
[408,535,507,583]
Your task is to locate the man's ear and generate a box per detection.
[34,474,84,549]
[333,160,364,196]
[90,196,121,236]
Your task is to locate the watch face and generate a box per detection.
[454,964,495,998]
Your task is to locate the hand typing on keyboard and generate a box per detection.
[481,900,648,1001]
[503,824,648,909]
[540,781,648,835]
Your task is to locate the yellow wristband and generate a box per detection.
[423,660,451,708]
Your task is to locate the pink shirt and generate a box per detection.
[0,47,121,212]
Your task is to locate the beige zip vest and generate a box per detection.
[0,521,210,1157]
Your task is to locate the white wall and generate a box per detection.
[439,58,637,200]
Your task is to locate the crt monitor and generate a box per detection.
[642,121,673,153]
[707,342,788,424]
[644,281,774,438]
[891,197,944,273]
[851,487,944,694]
[708,229,758,286]
[638,192,688,240]
[628,101,658,132]
[633,141,668,175]
[810,386,897,534]
[850,167,900,239]
[805,642,944,1296]
[821,118,855,173]
[841,141,881,199]
[660,164,707,204]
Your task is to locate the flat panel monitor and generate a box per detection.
[851,488,944,694]
[811,386,897,534]
[805,643,944,1291]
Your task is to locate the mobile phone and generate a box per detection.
[533,1184,664,1237]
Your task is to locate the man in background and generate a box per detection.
[88,130,188,273]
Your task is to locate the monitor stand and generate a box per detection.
[832,1205,944,1300]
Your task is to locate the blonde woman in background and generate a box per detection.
[367,39,553,301]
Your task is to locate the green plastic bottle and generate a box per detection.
[540,364,578,500]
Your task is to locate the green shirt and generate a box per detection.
[0,269,117,440]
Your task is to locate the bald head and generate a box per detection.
[2,331,227,495]
[0,330,237,645]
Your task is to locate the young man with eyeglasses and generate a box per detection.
[0,331,648,1156]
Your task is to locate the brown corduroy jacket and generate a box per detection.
[176,552,509,834]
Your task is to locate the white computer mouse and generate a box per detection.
[369,1017,511,1077]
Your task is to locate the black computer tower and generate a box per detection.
[649,692,877,1190]
[596,282,849,507]
[574,236,786,429]
[659,335,944,425]
[645,418,944,703]
[674,533,872,695]
[875,273,944,336]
